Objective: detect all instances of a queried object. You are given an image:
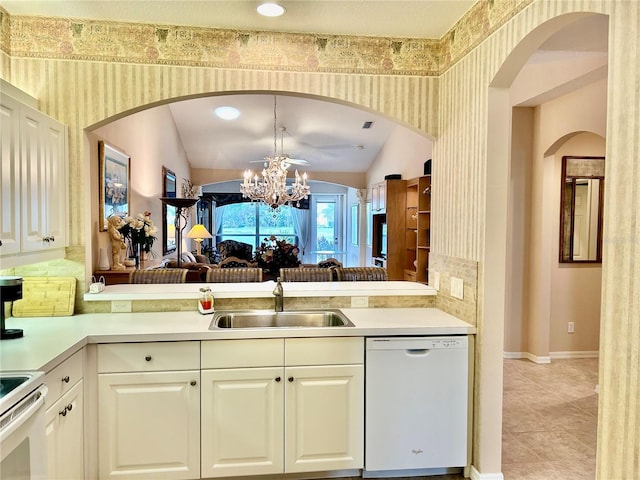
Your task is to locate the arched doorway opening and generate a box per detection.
[485,12,608,479]
[86,91,433,276]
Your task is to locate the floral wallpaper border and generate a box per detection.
[0,0,531,76]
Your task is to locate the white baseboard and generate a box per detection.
[503,352,550,364]
[550,350,599,359]
[502,351,524,359]
[470,465,504,480]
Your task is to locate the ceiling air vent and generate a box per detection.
[362,121,374,129]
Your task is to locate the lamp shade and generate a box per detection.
[186,224,213,240]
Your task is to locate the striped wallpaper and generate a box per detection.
[4,59,438,247]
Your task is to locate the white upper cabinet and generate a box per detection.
[0,92,68,261]
[0,94,21,255]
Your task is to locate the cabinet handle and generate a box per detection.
[62,376,70,383]
[190,380,197,386]
[66,403,73,412]
[288,377,294,382]
[59,407,67,416]
[275,376,281,382]
[145,355,152,361]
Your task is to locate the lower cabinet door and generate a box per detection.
[285,364,364,473]
[45,381,84,480]
[201,367,284,478]
[98,371,200,479]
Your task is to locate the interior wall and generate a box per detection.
[435,6,620,475]
[549,132,604,355]
[366,124,432,185]
[505,107,535,354]
[524,79,607,360]
[92,105,192,264]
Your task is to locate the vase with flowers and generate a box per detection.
[118,211,158,267]
[254,235,301,277]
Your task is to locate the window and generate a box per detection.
[351,204,359,246]
[218,203,297,248]
[366,202,372,247]
[311,194,344,263]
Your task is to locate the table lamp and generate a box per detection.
[186,224,213,256]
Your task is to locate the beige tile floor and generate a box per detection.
[502,358,599,480]
[325,358,598,480]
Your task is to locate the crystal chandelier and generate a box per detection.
[240,96,310,209]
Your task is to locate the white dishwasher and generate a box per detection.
[364,336,469,476]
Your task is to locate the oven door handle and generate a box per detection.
[0,385,47,443]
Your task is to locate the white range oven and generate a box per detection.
[0,371,48,480]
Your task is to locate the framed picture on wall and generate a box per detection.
[99,141,130,231]
[162,166,177,255]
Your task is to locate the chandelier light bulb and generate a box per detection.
[240,96,310,209]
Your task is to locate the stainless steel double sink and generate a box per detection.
[209,309,354,329]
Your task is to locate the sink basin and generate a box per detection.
[209,309,354,329]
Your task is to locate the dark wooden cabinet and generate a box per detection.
[371,179,406,280]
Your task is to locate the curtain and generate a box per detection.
[214,204,225,238]
[292,207,311,260]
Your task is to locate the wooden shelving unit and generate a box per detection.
[404,179,419,281]
[371,179,406,280]
[403,175,431,283]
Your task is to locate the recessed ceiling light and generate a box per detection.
[257,2,286,17]
[215,106,240,120]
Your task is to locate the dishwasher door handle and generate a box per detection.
[405,348,430,356]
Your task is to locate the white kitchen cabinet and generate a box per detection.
[372,181,387,213]
[285,364,364,473]
[201,337,364,478]
[0,94,21,255]
[0,91,68,259]
[201,366,284,477]
[46,380,84,480]
[97,342,200,480]
[20,103,67,252]
[44,349,85,480]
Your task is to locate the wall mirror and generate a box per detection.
[162,166,177,255]
[559,156,605,263]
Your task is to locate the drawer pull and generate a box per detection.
[145,355,152,362]
[59,407,67,416]
[190,380,197,386]
[62,376,70,383]
[66,403,73,412]
[275,376,281,382]
[288,377,294,383]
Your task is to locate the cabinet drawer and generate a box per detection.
[202,339,284,369]
[98,341,200,373]
[45,349,84,409]
[285,337,364,366]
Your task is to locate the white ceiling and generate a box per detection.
[167,94,398,172]
[1,0,476,39]
[4,2,609,175]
